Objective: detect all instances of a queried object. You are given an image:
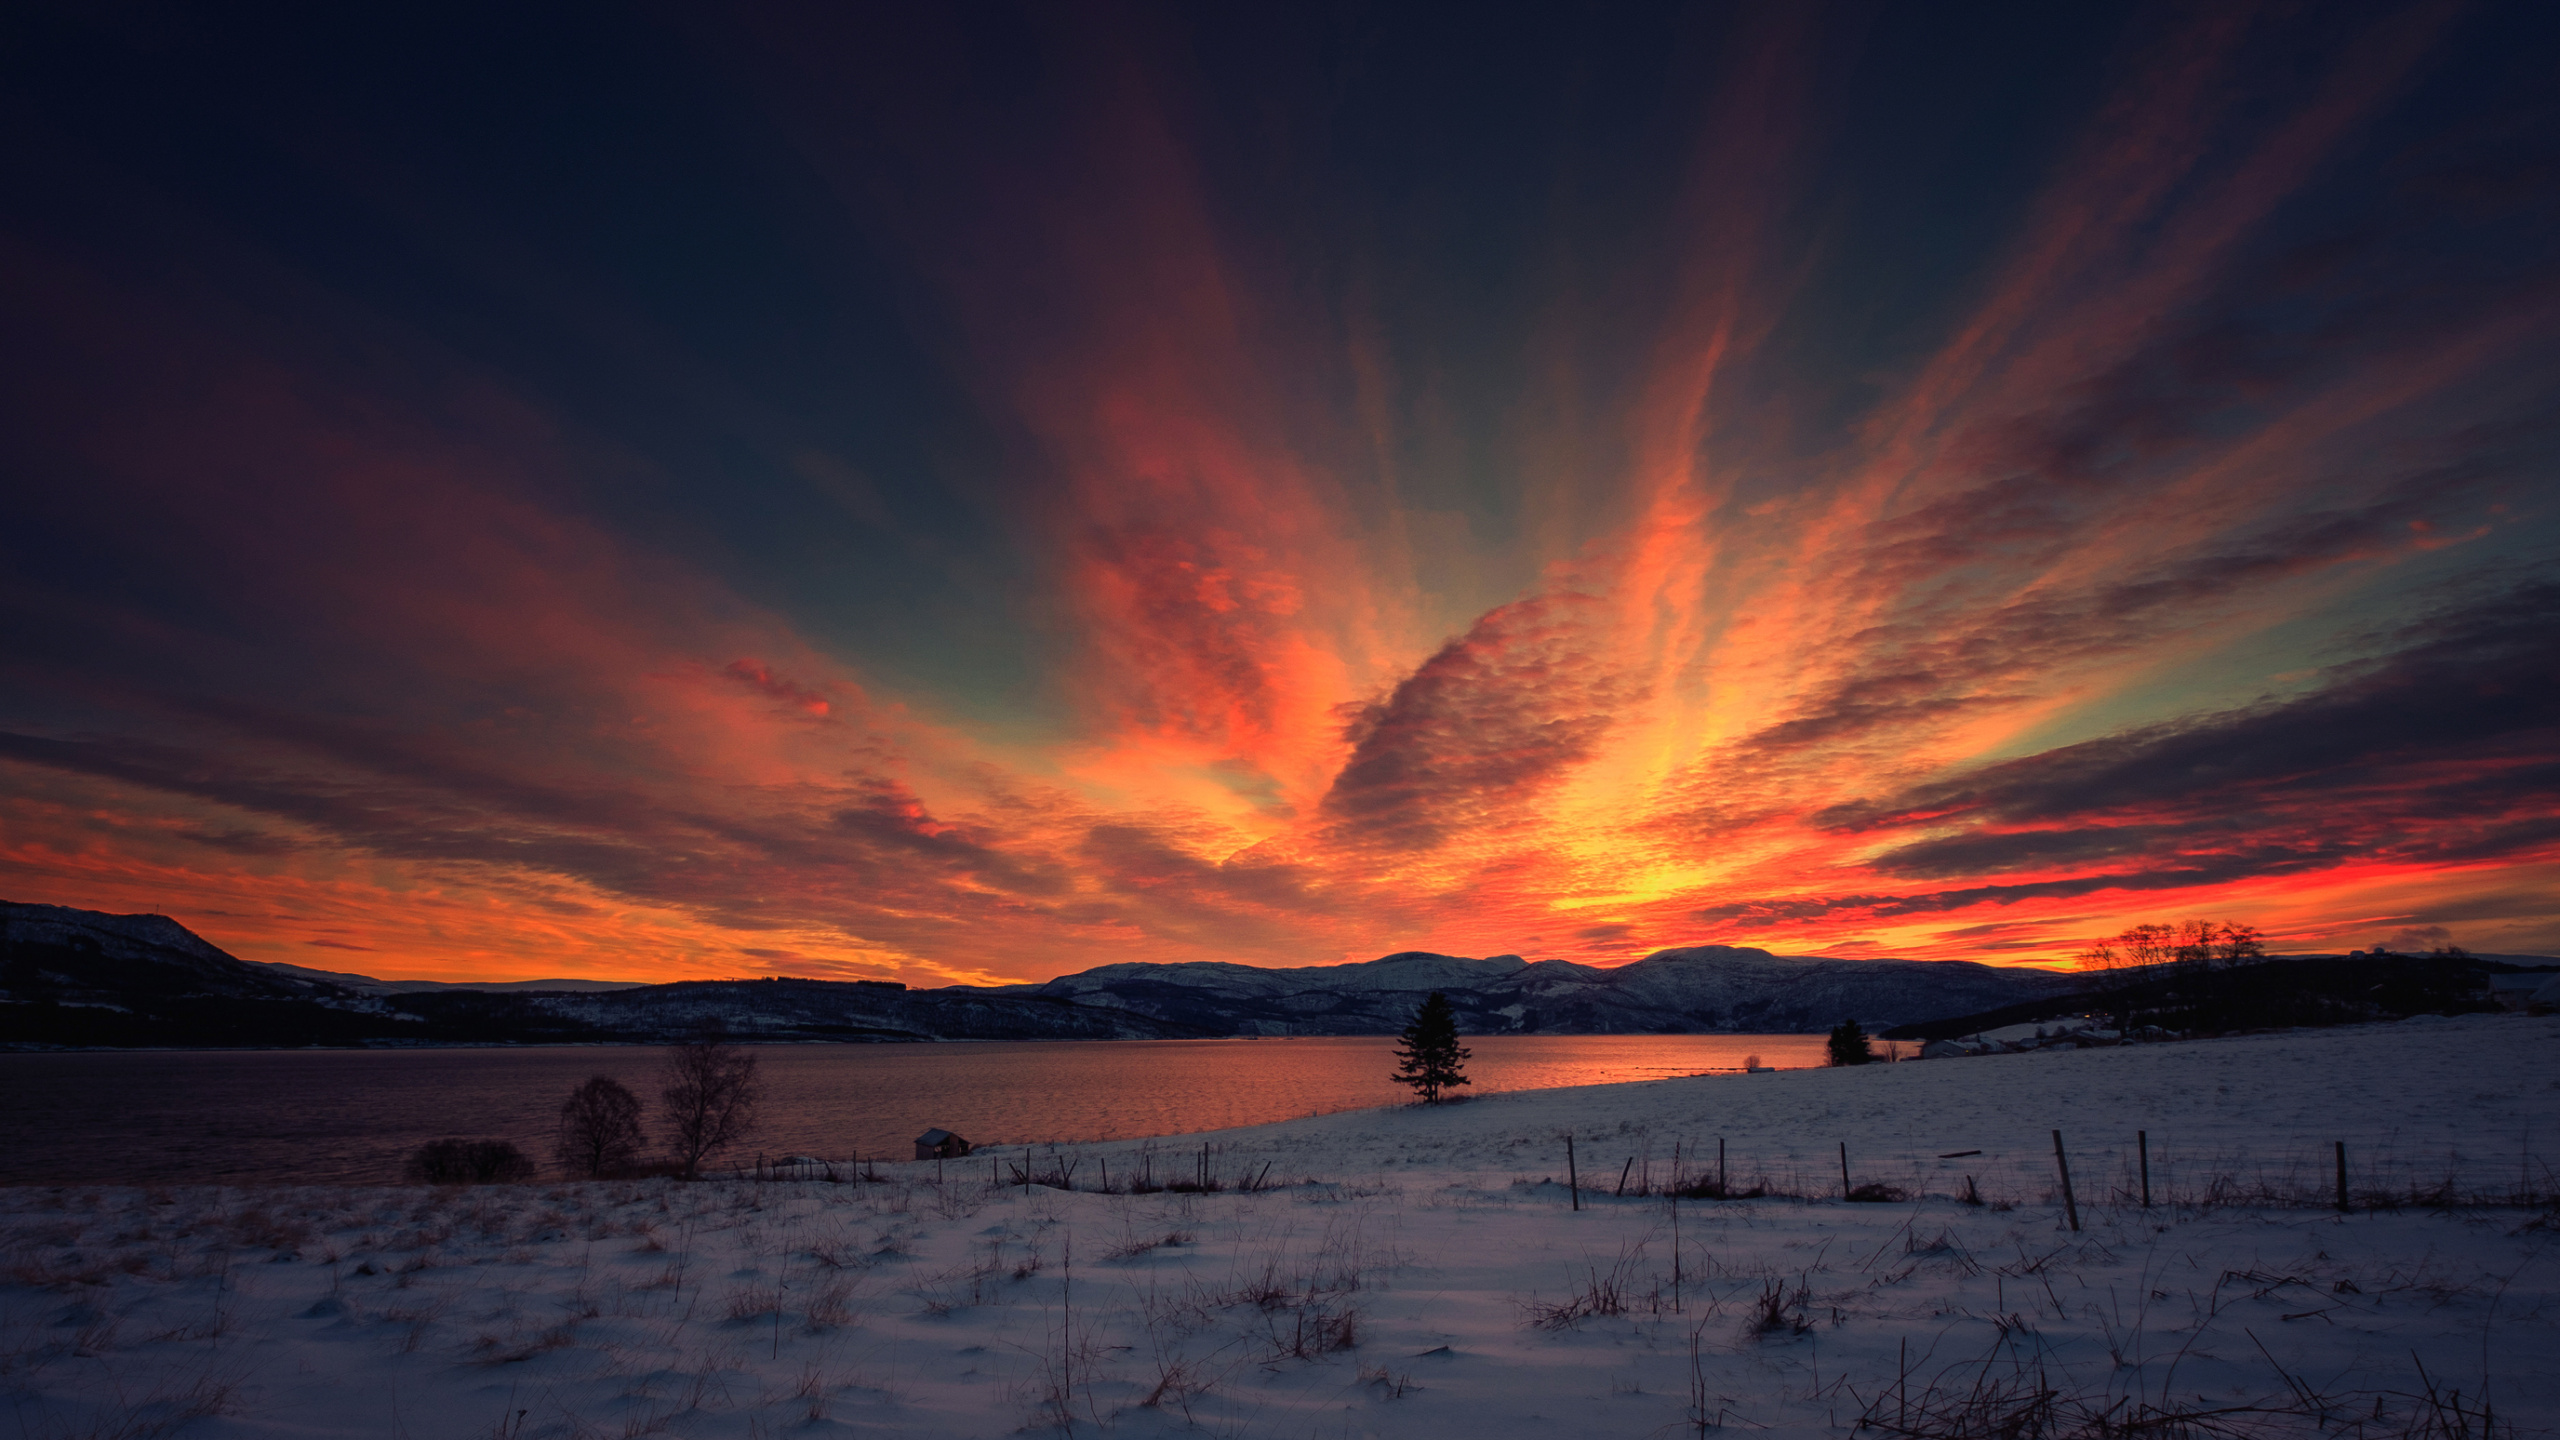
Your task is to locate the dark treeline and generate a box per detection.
[1884,947,2514,1043]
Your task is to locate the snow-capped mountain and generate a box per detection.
[1023,944,2080,1036]
[6,900,2081,1047]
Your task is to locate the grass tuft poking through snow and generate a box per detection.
[3,1014,2557,1437]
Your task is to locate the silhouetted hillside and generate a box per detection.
[8,901,2090,1049]
[1879,951,2538,1041]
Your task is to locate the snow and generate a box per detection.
[5,1014,2556,1438]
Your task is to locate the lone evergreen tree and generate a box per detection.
[1825,1018,1875,1067]
[1391,991,1471,1104]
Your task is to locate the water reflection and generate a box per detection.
[0,1033,1833,1185]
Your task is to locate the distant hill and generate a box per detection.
[1879,950,2557,1041]
[1018,946,2082,1036]
[6,900,2081,1049]
[1,900,422,1047]
[0,901,1202,1047]
[253,959,647,994]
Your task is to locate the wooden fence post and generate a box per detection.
[1840,1142,1852,1199]
[2335,1141,2348,1213]
[1566,1135,1580,1211]
[2051,1130,2081,1232]
[1719,1136,1727,1195]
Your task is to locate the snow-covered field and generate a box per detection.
[6,1015,2556,1439]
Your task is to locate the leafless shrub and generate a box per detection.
[1141,1350,1216,1413]
[1524,1242,1647,1329]
[1905,1229,1982,1276]
[803,1277,859,1332]
[1670,1175,1768,1201]
[404,1139,537,1185]
[1220,1256,1294,1310]
[1747,1277,1810,1338]
[660,1026,761,1181]
[1267,1302,1359,1359]
[1846,1361,2514,1440]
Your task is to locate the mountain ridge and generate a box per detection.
[7,899,2087,1047]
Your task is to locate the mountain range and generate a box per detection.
[4,898,2085,1048]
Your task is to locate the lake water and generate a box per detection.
[0,1034,1831,1185]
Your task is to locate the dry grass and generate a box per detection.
[801,1276,859,1332]
[1103,1229,1195,1261]
[720,1283,783,1323]
[1522,1240,1652,1329]
[1746,1276,1811,1338]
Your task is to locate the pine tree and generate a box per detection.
[1825,1018,1875,1067]
[1391,991,1472,1104]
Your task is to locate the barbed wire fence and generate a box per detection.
[732,1126,2556,1215]
[1545,1129,2558,1214]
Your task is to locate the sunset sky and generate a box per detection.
[3,2,2555,986]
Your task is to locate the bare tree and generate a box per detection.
[2120,922,2180,970]
[660,1026,761,1180]
[2211,922,2265,969]
[556,1075,646,1179]
[2074,938,2138,1033]
[2172,918,2220,972]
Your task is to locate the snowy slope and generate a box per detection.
[5,1014,2553,1439]
[0,899,399,1017]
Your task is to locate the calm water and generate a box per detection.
[0,1034,1829,1185]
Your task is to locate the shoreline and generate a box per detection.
[0,1032,1840,1188]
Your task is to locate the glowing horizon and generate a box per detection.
[3,4,2555,985]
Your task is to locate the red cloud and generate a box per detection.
[724,660,833,717]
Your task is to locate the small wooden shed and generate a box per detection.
[915,1128,971,1160]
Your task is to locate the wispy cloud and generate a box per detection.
[2,2,2554,977]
